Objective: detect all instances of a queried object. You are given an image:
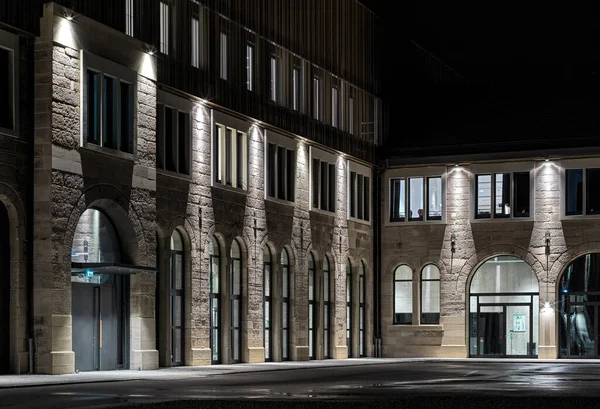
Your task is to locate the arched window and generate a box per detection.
[308,253,316,360]
[393,265,412,325]
[323,255,331,359]
[420,264,440,325]
[209,236,221,364]
[0,202,9,374]
[170,229,184,366]
[559,253,600,357]
[281,248,290,360]
[263,246,272,361]
[359,261,366,357]
[346,259,352,357]
[230,239,242,363]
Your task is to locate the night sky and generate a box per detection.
[358,1,600,157]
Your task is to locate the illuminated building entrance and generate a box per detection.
[469,256,539,357]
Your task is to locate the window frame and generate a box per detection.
[159,1,170,55]
[386,167,446,225]
[420,264,440,325]
[331,85,339,128]
[313,75,321,120]
[125,0,134,37]
[212,110,249,192]
[219,31,228,80]
[561,158,600,218]
[0,29,19,138]
[246,43,254,91]
[309,146,337,214]
[393,264,413,325]
[264,130,296,204]
[80,51,137,157]
[348,160,372,224]
[471,162,535,222]
[292,66,301,111]
[156,90,193,177]
[270,55,281,103]
[191,15,200,68]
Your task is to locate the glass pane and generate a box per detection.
[394,281,412,324]
[282,302,288,328]
[513,172,530,217]
[277,146,287,199]
[495,173,511,217]
[324,332,329,358]
[506,305,532,356]
[175,254,183,290]
[476,174,492,218]
[309,269,314,301]
[233,329,239,361]
[211,257,219,294]
[174,328,181,363]
[470,256,538,294]
[120,82,133,153]
[102,76,117,149]
[390,178,406,221]
[394,265,412,280]
[211,298,219,328]
[282,267,289,297]
[72,209,120,264]
[320,161,328,210]
[171,230,183,251]
[566,169,583,215]
[286,149,295,202]
[328,164,336,212]
[587,169,600,215]
[165,107,176,172]
[422,264,440,280]
[264,301,270,327]
[174,295,182,326]
[427,177,442,220]
[360,276,365,303]
[212,329,219,362]
[86,70,100,144]
[421,281,440,324]
[364,177,370,222]
[408,177,424,221]
[312,159,320,208]
[569,304,595,356]
[0,49,12,130]
[264,264,270,297]
[233,260,241,295]
[268,144,277,197]
[178,112,189,174]
[309,329,314,357]
[324,271,329,302]
[357,174,364,219]
[265,331,270,360]
[309,304,313,328]
[324,305,329,329]
[282,330,288,359]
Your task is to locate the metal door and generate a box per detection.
[72,283,97,372]
[100,283,118,370]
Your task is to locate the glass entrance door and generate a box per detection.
[470,294,538,357]
[566,300,598,357]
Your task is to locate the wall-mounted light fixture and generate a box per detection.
[545,230,551,255]
[451,233,456,254]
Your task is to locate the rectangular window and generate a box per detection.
[566,169,583,216]
[213,124,247,190]
[120,82,133,153]
[157,105,190,175]
[390,178,406,222]
[86,70,101,145]
[125,0,134,37]
[476,172,531,219]
[475,174,492,219]
[191,17,200,68]
[246,44,254,91]
[513,172,530,217]
[292,68,300,111]
[588,169,600,215]
[494,173,511,218]
[220,32,227,80]
[331,86,338,128]
[350,170,371,222]
[427,177,442,221]
[270,57,278,101]
[102,76,117,150]
[313,77,320,120]
[408,177,424,221]
[311,158,335,212]
[267,143,296,202]
[349,96,354,135]
[160,1,169,54]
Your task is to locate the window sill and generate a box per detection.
[385,219,446,227]
[265,196,295,207]
[0,127,19,139]
[211,181,248,196]
[347,216,371,227]
[390,324,443,331]
[561,214,600,221]
[156,168,192,182]
[470,217,534,223]
[309,207,336,218]
[80,144,136,162]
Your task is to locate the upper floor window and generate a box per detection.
[219,32,228,80]
[475,172,530,219]
[246,44,254,91]
[565,168,600,216]
[0,44,15,133]
[390,176,443,222]
[313,76,321,120]
[349,164,371,222]
[160,1,169,54]
[213,123,248,190]
[270,56,280,103]
[311,155,336,213]
[125,0,134,37]
[393,265,412,325]
[83,53,136,155]
[292,67,300,111]
[267,142,295,202]
[331,86,339,128]
[348,95,354,135]
[191,16,200,68]
[157,104,190,175]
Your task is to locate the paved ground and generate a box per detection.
[2,359,600,408]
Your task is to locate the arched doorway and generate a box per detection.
[346,259,352,358]
[0,202,9,374]
[559,253,600,357]
[71,209,129,371]
[170,229,184,366]
[468,256,539,357]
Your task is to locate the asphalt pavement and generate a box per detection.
[1,359,600,409]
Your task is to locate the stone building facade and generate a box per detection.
[0,0,380,375]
